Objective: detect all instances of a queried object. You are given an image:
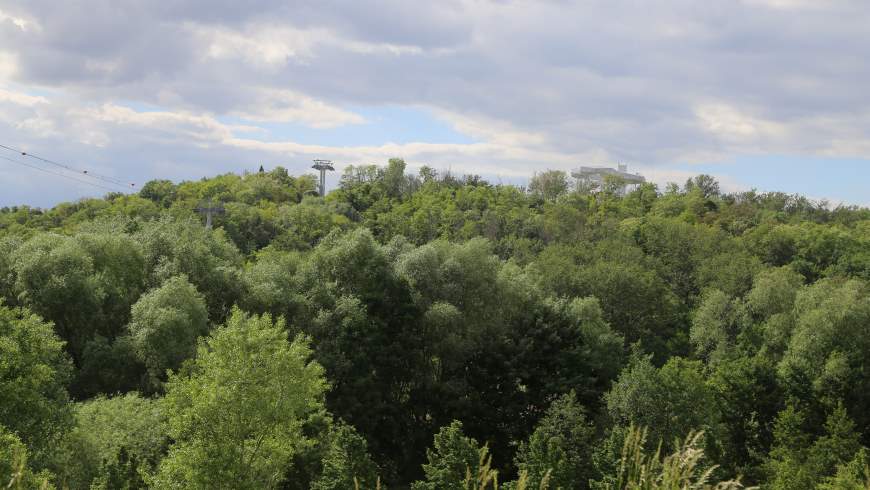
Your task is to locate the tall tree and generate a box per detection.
[514,392,596,490]
[153,309,329,489]
[126,275,209,390]
[0,304,72,472]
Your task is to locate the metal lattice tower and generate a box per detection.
[195,200,225,229]
[312,159,335,196]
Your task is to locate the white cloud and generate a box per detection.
[0,51,16,82]
[190,23,320,66]
[0,87,46,107]
[434,109,549,148]
[231,89,365,128]
[2,0,870,206]
[0,8,39,32]
[695,103,787,141]
[189,22,426,68]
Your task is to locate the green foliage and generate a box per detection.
[690,289,749,365]
[528,171,569,201]
[311,422,381,490]
[126,275,209,390]
[765,403,864,489]
[412,421,483,490]
[3,162,870,488]
[707,356,782,483]
[152,308,328,489]
[10,233,105,359]
[606,355,721,455]
[1,425,55,490]
[591,426,744,490]
[134,218,242,321]
[777,278,870,429]
[819,448,870,490]
[514,392,595,489]
[89,447,147,490]
[139,179,177,208]
[0,304,72,462]
[51,393,166,489]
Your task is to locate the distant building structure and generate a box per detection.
[572,164,645,195]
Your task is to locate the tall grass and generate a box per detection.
[602,426,747,490]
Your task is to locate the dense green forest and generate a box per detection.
[2,159,869,489]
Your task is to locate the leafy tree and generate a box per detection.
[708,356,783,483]
[684,174,721,199]
[696,250,763,298]
[11,234,104,359]
[605,355,720,454]
[74,335,144,397]
[765,403,863,489]
[777,278,870,432]
[0,236,21,304]
[134,218,243,321]
[412,421,482,490]
[0,304,72,462]
[51,393,167,490]
[690,289,749,364]
[571,259,682,360]
[311,422,381,490]
[126,275,209,390]
[9,231,145,375]
[383,158,409,199]
[0,425,56,490]
[239,249,306,318]
[90,446,147,490]
[139,179,177,208]
[299,229,427,476]
[514,392,595,490]
[746,266,803,320]
[819,448,870,490]
[153,309,328,489]
[528,170,569,201]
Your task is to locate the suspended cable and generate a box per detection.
[0,154,120,193]
[0,143,136,190]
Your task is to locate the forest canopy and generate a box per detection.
[1,162,869,489]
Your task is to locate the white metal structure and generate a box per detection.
[572,164,645,195]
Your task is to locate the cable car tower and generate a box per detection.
[195,199,225,229]
[312,159,334,197]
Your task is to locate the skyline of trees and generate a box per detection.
[1,161,869,488]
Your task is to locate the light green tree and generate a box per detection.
[765,403,863,490]
[1,425,56,490]
[51,393,166,489]
[311,422,381,490]
[0,303,72,463]
[528,170,569,201]
[412,421,483,490]
[152,308,328,489]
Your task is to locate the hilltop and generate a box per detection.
[1,158,870,488]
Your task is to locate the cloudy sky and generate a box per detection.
[1,0,868,207]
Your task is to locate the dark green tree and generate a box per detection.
[514,392,596,489]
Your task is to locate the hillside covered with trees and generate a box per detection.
[2,159,870,489]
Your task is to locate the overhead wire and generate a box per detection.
[0,154,121,193]
[0,143,136,190]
